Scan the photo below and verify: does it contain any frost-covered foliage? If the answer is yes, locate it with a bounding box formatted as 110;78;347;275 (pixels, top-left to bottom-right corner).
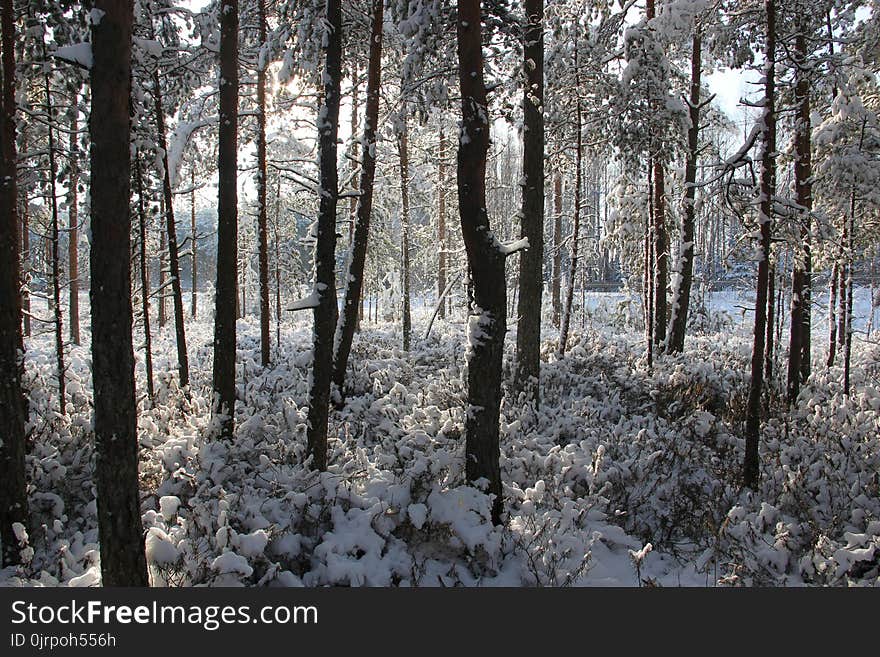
3;291;879;587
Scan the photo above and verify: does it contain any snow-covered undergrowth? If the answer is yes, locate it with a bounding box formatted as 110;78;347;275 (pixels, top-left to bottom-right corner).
2;292;879;587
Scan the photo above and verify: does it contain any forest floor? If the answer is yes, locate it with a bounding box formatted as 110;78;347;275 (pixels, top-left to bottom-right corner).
2;288;880;587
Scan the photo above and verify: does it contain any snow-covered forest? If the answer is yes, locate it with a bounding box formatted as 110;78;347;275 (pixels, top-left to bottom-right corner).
1;0;880;588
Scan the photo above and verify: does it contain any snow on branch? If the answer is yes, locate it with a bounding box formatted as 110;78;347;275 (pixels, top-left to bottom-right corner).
53;44;93;70
499;237;529;256
287;291;322;311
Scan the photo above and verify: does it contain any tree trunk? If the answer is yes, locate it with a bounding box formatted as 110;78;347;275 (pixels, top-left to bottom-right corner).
786;20;812;404
135;152;155;404
438;119;448;320
743;0;776;490
653;158;667;348
667;30;701;355
305;0;342;470
20;125;30;338
457;0;505;525
213;0;239;440
399;116;412;352
149;28;189;388
274;175;281;349
558;89;581;358
844;186;857;395
44;68;66;415
827;260;838;367
68;106;80;345
256;0;270;366
0;0;29;566
551;172;562;327
331;0;382;396
515;0;544;399
190;168;197;319
89;0;148;585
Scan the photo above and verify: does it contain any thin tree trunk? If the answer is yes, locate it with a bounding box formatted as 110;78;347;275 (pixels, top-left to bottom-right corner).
331;0;382;396
399;115;412;351
89;0;148;585
438;118;448;320
305;0;342;470
213;0;239;440
765;260;776;389
551;172;562;327
44;69;66;415
158;203;166;328
744;0;776;490
558;77;581;358
457;0;505;524
0;0;29;566
828;260;838;366
135;152;155;404
68;106;80;345
844;187;856;395
274;175;281;349
515;0;544;399
668;30;701;354
191;168;197;319
256;0;270;366
645;160;654;368
20;125;30;338
787;19;812;404
150;54;189;386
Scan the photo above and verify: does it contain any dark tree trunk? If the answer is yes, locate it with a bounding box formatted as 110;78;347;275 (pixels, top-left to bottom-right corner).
274;175;281;349
646;0;667;351
457;0;505;525
438;119;448;320
827;260;838;367
44;69;66;415
668;30;701;355
653;158;667;348
68;107;80;345
743;0;776;490
213;0;239;440
20;126;30;338
786;21;812;404
558;89;581;358
89;0;148;585
645;160;654;367
305;0;342;470
0;0;29;567
515;0;544;399
331;0;381;396
190;168;197;319
551;172;562;328
149;25;189;388
135;152;155;404
764;261;776;389
399;116;412;352
257;0;270;367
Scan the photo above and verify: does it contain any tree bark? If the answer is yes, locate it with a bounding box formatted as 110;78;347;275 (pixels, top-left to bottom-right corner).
149;22;189;388
743;0;776;490
135;152;155;404
257;0;270;366
0;0;29;566
399;116;412;352
457;0;505;525
190;168;197;319
306;0;342;470
668;30;701;355
68;106;80;345
551;172;562;328
438;119;448;320
786;20;812;404
20;125;29;338
331;0;382;396
558;86;581;358
213;0;239;440
89;0;148;585
515;0;544;400
44;68;66;415
827;260;838;367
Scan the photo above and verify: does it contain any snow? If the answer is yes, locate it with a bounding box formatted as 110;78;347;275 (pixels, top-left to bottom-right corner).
3;287;880;588
54;44;93;70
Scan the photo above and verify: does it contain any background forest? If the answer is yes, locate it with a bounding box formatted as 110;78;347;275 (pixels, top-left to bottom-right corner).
1;0;880;587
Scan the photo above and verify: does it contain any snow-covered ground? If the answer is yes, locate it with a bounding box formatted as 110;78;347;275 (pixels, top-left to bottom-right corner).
2;287;879;587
